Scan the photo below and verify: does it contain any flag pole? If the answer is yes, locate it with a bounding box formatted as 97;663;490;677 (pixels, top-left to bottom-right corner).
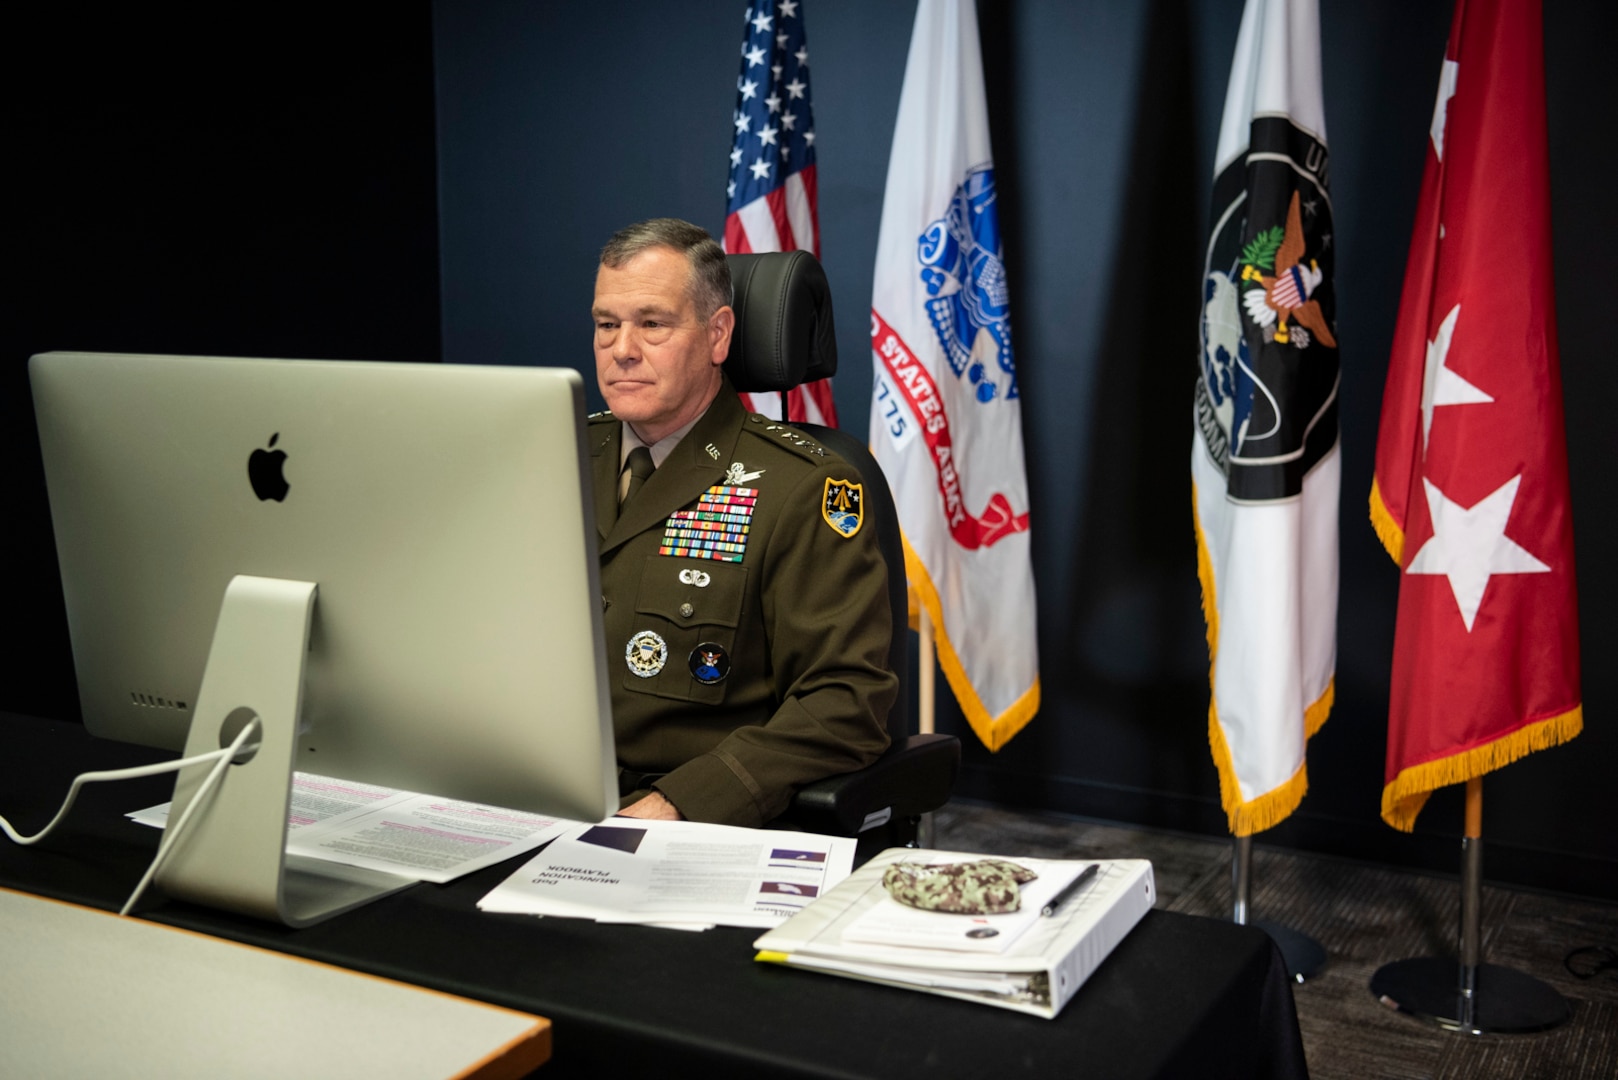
1369;776;1570;1033
1231;833;1325;982
917;606;935;737
915;606;936;848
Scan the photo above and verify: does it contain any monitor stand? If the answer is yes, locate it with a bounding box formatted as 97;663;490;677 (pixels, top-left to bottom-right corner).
154;575;416;927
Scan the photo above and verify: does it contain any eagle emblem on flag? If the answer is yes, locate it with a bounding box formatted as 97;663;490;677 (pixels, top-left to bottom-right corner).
1196;118;1339;502
917;165;1016;404
1239;190;1338;350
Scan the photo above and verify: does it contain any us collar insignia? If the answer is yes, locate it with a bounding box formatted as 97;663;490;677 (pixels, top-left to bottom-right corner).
822;478;863;538
724;461;765;485
659;485;757;562
625;630;667;678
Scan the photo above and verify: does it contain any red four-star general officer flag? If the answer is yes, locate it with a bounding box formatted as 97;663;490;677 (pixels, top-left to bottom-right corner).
722;0;837;427
1193;0;1339;836
1370;0;1581;832
869;0;1038;750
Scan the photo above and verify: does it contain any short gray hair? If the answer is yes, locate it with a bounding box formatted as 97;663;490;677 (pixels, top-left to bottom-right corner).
600;218;732;322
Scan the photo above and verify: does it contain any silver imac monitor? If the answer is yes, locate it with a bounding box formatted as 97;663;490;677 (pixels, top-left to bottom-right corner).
29;351;617;925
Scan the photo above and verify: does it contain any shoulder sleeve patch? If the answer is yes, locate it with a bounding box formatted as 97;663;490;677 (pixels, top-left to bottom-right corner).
822;478;864;538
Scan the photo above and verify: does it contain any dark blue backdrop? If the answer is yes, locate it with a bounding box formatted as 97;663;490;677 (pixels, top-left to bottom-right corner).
432;0;1616;896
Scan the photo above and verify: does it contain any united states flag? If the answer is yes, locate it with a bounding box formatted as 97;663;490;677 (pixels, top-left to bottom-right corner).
723;0;837;425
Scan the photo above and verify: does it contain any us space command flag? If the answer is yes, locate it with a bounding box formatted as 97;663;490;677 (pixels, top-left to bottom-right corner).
1371;0;1581;832
722;0;837;427
869;0;1038;751
1192;0;1339;836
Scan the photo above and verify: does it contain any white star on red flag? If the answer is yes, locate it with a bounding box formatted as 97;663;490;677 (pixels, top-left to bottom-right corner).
1405;475;1550;631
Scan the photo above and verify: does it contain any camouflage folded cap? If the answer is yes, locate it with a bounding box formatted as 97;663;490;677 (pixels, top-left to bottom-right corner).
881;859;1040;915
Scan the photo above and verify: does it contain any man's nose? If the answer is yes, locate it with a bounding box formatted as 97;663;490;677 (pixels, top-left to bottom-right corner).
612;327;641;362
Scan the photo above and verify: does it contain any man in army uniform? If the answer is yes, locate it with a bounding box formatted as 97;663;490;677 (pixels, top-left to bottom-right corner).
590;219;895;826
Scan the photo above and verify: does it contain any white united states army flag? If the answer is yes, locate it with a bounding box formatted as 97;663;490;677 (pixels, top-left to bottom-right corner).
1193;0;1339;835
868;0;1038;751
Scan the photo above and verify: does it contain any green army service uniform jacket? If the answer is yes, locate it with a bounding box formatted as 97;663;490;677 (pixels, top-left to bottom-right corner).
589;387;896;827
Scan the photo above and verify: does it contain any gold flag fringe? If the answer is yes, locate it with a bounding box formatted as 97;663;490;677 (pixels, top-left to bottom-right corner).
1192;483;1334;837
1381;704;1583;831
900;532;1041;753
1368;478;1405;566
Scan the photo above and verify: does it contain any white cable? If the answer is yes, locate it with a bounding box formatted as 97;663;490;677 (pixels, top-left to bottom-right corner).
1;746;240;845
120;720;262;916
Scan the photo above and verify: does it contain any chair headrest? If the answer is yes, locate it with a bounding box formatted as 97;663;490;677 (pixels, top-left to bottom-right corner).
723;251;838;392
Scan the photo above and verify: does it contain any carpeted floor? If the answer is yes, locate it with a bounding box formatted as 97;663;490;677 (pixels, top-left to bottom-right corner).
932;799;1618;1080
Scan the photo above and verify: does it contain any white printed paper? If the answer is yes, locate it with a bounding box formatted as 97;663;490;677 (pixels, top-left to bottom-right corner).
477;818;855;930
128;772;578;884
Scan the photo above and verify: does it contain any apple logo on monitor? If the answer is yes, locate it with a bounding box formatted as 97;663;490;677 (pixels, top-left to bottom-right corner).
248;433;290;502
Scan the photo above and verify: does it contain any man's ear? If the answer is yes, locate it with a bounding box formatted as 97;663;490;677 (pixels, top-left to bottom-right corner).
707;305;735;366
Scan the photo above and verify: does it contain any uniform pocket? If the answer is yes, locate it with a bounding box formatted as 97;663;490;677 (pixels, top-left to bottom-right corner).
621;556;749;704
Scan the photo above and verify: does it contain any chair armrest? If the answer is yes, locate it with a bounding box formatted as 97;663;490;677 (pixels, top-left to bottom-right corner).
777;734;961;837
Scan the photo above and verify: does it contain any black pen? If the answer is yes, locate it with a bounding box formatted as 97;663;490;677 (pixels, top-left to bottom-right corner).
1040;863;1100;917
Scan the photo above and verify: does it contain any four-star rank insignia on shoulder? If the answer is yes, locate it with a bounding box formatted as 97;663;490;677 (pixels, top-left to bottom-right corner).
822;478;863;538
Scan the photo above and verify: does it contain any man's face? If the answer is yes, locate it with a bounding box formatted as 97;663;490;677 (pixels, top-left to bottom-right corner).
593;246;733;444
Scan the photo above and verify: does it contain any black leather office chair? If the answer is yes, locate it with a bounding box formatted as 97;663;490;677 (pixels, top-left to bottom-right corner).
723;250;959;863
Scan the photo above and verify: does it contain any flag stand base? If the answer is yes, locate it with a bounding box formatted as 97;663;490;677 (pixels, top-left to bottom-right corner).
1370;957;1569;1034
1232;836;1326;982
1371;788;1569;1034
1253;919;1327;983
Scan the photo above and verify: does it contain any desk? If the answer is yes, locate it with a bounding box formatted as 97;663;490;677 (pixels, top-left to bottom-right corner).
0;887;550;1079
1;713;1309;1079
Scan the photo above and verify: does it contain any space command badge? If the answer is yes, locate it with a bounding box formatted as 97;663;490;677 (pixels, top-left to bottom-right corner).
822;479;863;538
689;642;731;685
625;630;667;678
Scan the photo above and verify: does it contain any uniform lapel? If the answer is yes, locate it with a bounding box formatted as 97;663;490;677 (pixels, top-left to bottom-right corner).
589;420;621;542
601;389;745;557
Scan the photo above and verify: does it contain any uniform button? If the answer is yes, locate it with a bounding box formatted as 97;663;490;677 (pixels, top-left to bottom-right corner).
679;603;695;618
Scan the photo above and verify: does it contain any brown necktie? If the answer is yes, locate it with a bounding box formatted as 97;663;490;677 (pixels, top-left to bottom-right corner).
621;446;655;506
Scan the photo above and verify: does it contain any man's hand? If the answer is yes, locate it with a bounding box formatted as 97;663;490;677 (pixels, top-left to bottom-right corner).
618;791;684;820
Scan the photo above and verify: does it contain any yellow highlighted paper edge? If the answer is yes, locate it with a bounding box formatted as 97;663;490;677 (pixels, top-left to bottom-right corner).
1192;482;1334;837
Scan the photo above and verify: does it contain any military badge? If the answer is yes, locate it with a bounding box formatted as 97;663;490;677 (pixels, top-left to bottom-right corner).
688;642;730;685
822;479;863;538
724;461;765;485
624;630;667;678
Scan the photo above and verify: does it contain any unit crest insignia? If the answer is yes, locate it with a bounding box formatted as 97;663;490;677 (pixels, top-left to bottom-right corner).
822;479;863;538
688;642;731;685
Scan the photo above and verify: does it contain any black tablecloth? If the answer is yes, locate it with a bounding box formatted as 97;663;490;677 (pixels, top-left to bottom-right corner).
1;713;1309;1079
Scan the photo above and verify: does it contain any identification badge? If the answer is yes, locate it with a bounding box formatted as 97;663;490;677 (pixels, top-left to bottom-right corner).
625;630;667;678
